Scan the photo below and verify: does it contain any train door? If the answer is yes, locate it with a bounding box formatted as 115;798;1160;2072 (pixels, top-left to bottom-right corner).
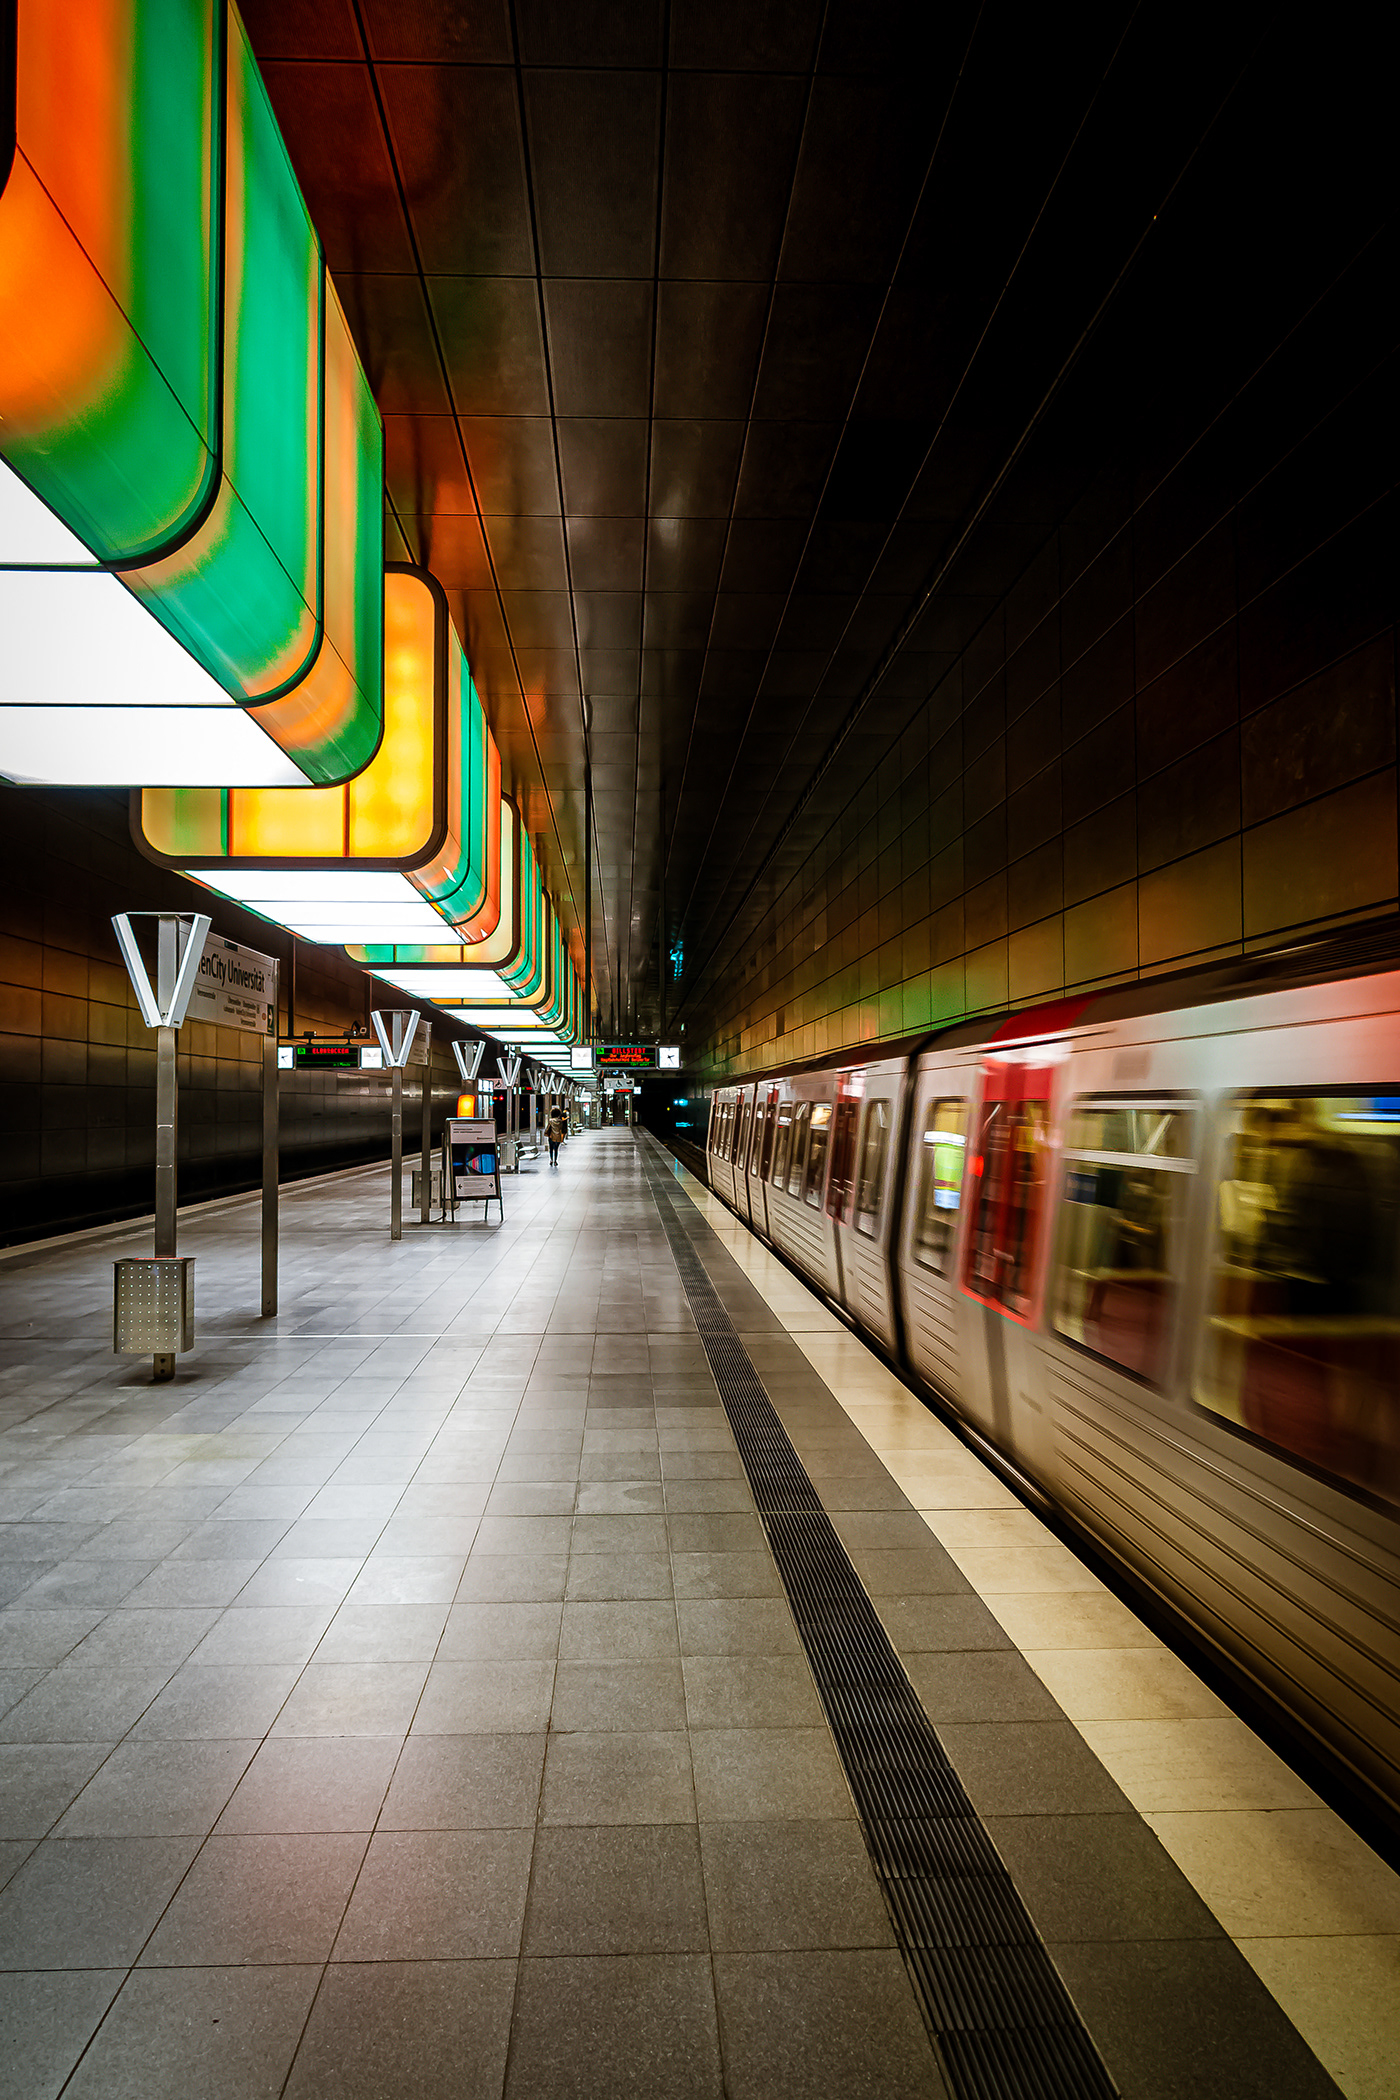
738;1087;759;1228
830;1071;902;1347
957;1050;1062;1472
897;1067;974;1401
823;1076;864;1306
750;1087;779;1238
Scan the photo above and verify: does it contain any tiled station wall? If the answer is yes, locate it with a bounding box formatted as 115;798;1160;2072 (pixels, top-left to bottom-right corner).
698;211;1398;1078
0;786;465;1244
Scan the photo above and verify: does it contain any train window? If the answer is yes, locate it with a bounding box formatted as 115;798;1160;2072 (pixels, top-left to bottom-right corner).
805;1102;832;1208
734;1100;751;1166
854;1100;891;1236
913;1098;968;1271
758;1098;777;1179
826;1098;860;1219
771;1105;793;1186
965;1096;1049;1317
787;1103;810;1194
751;1102;768;1176
1051;1099;1197;1384
1196;1094;1400;1508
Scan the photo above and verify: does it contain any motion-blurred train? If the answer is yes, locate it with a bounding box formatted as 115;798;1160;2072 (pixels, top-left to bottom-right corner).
703;927;1400;1834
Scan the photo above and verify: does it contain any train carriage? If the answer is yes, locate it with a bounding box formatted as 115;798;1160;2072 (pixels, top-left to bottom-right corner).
705;928;1400;1835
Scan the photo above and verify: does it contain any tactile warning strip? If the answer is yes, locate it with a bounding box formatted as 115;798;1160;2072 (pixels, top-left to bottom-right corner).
646;1166;1118;2100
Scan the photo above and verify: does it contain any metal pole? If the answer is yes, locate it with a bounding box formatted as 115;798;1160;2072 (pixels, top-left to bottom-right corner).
419;1022;433;1224
153;915;179;1381
261;1017;278;1318
659;778;666;1042
391;1062;403;1241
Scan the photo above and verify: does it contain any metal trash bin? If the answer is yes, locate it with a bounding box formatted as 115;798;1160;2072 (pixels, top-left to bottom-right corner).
114;1257;195;1355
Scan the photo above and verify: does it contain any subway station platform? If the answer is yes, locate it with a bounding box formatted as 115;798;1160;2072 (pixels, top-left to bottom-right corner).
0;1129;1396;2100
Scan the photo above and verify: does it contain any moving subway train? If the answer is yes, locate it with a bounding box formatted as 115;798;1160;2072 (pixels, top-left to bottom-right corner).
703;928;1400;1834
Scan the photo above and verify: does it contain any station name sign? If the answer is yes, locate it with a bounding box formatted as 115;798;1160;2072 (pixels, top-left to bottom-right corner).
189;933;278;1036
599;1044;656;1068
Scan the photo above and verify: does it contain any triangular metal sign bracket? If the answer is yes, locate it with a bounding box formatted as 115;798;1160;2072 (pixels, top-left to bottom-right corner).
112;912;211;1029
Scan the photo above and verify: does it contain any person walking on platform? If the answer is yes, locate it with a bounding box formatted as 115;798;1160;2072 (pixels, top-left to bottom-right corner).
547;1105;567;1167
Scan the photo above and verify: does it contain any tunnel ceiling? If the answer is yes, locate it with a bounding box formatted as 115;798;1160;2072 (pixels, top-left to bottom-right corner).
238;0;1301;1039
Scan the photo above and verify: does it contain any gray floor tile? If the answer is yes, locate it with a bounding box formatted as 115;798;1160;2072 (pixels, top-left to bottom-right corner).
129;1662;300;1740
701;1820;896;1951
986;1813;1226;1942
559;1600;679;1660
234;1556;363;1609
565;1551;674;1601
552;1659;688;1732
313;1602;449;1663
13;1561;156;1608
170;1518;292;1560
64;1607;221;1670
121;1561;262;1608
938;1721;1134;1817
346;1555;465;1604
0;1610;103;1667
670;1551;783;1599
334;1827;533;1960
506;1954;722;2100
187;1606;333;1668
868;1593;1010;1650
541;1731;695;1825
682;1655;823;1730
455;1554;569;1602
691;1729;853;1822
283;1959;517;2100
472;1515;574;1556
904;1648;1064;1723
0;1969;125;2100
574;1480;666;1514
667;1514;767;1554
578;1450;662;1482
1050;1937;1346;2100
570;1513;670;1555
712;1949;946;2099
271;1662;428;1739
55;1737;256;1838
484;1481;577;1516
141;1831;367;1965
60;1964;320;2100
676;1598;800;1657
524;1825;708;1954
0;1743;112;1840
659;1449;746;1480
663;1477;757;1514
379;1733;546;1829
218;1736;402;1833
0;1836;199;1967
0;1664;170;1744
438;1600;563;1660
0;1840;34;1891
412;1659;555;1734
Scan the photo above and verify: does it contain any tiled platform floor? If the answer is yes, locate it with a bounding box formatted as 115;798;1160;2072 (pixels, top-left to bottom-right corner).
0;1130;1389;2097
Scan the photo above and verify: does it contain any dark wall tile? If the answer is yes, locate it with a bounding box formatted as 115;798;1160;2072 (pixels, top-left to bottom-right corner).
1139;731;1242;872
1136;626;1239;778
1241;636;1396;825
1064;794;1137;905
1062;707;1135;826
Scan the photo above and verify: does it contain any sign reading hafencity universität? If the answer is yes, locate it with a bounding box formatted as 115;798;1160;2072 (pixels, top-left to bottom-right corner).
188;933;278;1036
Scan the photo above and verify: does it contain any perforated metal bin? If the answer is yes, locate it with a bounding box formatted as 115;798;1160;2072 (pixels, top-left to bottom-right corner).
114;1257;195;1355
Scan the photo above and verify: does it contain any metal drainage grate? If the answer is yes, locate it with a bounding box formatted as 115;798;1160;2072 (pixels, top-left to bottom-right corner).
646;1166;1117;2100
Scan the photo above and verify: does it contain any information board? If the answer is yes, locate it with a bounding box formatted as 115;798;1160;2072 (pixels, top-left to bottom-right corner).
599;1044;655;1069
444;1116;503;1220
189;932;277;1036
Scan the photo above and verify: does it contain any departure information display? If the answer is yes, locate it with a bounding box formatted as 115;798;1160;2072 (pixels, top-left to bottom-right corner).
599;1044;655;1068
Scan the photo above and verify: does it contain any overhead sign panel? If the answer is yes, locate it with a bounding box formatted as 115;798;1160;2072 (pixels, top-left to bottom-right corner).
600;1044;655;1069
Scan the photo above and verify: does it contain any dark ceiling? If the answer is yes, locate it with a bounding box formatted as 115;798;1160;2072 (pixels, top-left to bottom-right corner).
236;1;1365;1040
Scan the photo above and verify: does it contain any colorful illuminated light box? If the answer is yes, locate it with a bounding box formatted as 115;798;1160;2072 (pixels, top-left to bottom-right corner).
0;0;383;786
135;568;501;941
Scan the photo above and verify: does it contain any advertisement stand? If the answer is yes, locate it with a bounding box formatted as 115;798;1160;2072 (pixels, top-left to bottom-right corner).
442;1116;503;1223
